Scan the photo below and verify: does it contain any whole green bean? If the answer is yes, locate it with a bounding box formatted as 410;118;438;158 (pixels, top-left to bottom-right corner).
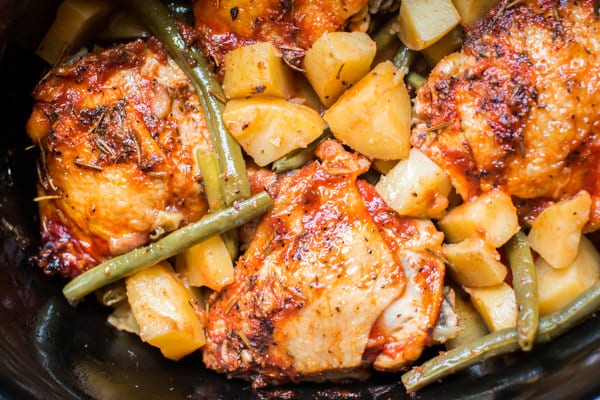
124;0;250;205
506;231;539;351
401;279;600;392
63;192;272;304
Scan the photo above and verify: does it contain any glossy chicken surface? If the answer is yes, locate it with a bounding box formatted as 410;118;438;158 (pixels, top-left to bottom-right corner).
411;0;600;229
192;0;369;67
203;140;445;386
26;39;212;277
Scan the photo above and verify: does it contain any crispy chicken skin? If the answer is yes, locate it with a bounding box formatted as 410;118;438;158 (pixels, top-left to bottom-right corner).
203;140;445;386
192;0;369;67
26;39;212;277
411;0;600;229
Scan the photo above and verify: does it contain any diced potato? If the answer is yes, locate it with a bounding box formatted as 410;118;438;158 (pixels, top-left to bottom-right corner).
464;282;517;332
443;238;507;287
536;236;600;316
323;61;411;160
175;235;234;291
223;42;294;99
527;191;591;269
223;97;326;166
126;262;205;360
422;26;464;66
452;0;500;26
398;0;461;50
439;189;519;247
303;31;376;107
375;148;451;218
36;0;114;64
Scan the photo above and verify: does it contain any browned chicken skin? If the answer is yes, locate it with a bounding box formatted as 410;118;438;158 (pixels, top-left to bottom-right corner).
203;140;445;386
26;39;212;277
193;0;369;67
411;0;600;229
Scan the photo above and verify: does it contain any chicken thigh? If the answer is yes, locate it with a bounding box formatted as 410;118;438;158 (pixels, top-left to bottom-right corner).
26;39;212;277
203;140;445;386
411;0;600;229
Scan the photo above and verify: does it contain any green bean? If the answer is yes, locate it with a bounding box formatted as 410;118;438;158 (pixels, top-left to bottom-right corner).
124;0;250;205
506;231;539;351
393;46;417;75
196;148;238;259
372;17;402;66
407;71;426;90
401;279;600;392
196;148;226;211
63;192;272;304
271;131;333;173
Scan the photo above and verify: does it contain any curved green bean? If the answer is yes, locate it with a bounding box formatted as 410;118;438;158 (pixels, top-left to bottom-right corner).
402;278;600;392
125;0;250;205
63;192;272;304
506;231;539;351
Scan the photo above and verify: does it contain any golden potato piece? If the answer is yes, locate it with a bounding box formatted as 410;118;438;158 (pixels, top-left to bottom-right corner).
443;238;507;288
223;42;294;99
527;191;591;269
536;236;600;316
223;97;326;166
465;282;517;332
126;262;205;360
303;31;376;107
398;0;460;50
439;189;519;247
324;61;411;160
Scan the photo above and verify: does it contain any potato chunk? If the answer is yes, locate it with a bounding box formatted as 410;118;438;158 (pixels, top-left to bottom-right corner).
398;0;460;50
323;61;411;160
439;190;519;247
175;235;234;291
464;282;517;332
303;31;376;107
36;0;114;64
443;238;507;287
452;0;500;26
223;97;326;166
527;191;591;269
223;42;294;99
375;148;451;219
126;262;205;360
536;236;600;316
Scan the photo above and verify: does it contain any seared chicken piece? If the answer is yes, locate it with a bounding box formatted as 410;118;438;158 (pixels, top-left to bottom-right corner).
411;0;600;229
26;39;212;277
193;0;369;68
203;140;445;386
